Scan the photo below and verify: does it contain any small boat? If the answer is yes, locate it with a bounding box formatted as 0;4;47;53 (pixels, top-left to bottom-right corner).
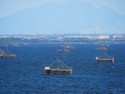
96;52;114;63
44;58;72;75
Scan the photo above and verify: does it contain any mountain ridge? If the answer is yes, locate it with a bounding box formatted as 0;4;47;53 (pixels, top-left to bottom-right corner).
0;2;125;34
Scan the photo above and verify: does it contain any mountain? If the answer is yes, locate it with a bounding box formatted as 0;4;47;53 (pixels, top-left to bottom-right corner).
0;2;125;34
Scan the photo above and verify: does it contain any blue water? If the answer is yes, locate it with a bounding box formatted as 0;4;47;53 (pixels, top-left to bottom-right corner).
0;42;125;94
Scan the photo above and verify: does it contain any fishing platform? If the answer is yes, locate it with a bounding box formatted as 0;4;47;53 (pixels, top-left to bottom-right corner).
96;47;107;51
96;52;114;63
57;45;74;53
0;49;16;59
44;58;72;75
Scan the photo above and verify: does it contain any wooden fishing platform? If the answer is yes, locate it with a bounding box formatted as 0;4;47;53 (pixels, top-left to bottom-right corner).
96;47;107;51
96;57;114;63
0;49;16;59
44;58;72;75
96;52;114;63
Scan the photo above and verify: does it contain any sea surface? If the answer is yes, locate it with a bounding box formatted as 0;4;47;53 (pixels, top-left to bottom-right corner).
0;42;125;94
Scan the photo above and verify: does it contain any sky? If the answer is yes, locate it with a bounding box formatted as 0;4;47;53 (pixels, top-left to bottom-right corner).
0;0;125;34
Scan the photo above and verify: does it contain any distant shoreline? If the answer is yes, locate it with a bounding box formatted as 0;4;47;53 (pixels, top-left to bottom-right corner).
0;35;125;45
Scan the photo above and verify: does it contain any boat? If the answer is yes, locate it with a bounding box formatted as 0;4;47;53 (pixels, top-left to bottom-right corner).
96;52;114;63
44;58;72;75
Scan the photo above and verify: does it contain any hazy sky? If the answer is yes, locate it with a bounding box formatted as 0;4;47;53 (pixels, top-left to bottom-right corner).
0;0;125;34
0;0;125;17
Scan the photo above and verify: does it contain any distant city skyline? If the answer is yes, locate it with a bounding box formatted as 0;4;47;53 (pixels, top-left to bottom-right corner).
0;0;125;35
